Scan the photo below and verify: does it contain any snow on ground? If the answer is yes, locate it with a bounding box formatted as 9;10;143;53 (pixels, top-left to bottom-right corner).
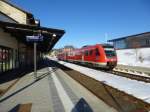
116;48;150;68
50;58;150;104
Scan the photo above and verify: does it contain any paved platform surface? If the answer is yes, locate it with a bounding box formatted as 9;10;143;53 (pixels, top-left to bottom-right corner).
0;66;117;112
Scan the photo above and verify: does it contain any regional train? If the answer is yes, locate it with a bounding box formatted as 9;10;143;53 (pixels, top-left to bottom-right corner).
57;44;117;70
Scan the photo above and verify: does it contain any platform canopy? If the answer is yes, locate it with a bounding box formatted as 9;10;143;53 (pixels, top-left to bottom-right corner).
0;21;65;52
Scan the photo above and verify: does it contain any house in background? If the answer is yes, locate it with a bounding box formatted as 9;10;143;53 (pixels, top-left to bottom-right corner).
63;45;75;52
108;32;150;49
49;45;75;58
108;32;150;67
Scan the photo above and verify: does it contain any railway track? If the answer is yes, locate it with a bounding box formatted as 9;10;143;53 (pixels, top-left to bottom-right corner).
70;62;150;83
50;58;150;83
103;68;150;83
72;62;150;83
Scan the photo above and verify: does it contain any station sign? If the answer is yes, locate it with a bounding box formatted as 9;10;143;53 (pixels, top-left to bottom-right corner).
26;35;44;80
26;35;43;42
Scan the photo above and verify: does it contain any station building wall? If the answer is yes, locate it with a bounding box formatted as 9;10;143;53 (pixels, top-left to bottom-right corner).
0;28;18;49
18;43;35;67
0;28;18;73
0;1;50;75
0;28;37;74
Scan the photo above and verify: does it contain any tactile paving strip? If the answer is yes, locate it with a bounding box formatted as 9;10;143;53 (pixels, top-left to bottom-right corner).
56;73;79;105
48;75;65;112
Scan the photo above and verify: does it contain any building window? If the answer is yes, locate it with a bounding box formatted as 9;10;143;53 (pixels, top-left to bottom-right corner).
84;50;89;56
146;39;150;45
0;48;2;73
0;46;14;74
114;39;126;49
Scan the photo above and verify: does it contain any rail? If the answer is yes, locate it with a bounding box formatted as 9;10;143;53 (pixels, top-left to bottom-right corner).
109;67;150;83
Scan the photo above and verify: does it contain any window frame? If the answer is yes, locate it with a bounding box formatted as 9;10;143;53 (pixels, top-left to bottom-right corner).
95;48;100;56
89;50;93;56
84;50;89;56
0;45;14;73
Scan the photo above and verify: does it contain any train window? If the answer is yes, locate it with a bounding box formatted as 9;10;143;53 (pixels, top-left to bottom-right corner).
84;50;89;56
90;50;93;55
105;50;116;57
84;51;86;56
95;48;100;56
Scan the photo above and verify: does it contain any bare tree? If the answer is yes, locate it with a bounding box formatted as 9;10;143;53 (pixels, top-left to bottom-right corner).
132;41;140;62
138;52;144;63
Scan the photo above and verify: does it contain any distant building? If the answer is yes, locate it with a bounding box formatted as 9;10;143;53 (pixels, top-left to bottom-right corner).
63;45;75;52
49;49;62;57
50;45;75;57
108;32;150;67
108;32;150;49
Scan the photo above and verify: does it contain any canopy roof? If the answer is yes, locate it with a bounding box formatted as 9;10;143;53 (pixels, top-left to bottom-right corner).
0;21;65;52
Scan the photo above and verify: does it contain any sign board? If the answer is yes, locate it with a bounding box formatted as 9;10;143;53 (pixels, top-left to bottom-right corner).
26;35;43;42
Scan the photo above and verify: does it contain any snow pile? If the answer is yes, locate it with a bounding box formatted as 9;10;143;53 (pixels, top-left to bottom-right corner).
116;48;150;68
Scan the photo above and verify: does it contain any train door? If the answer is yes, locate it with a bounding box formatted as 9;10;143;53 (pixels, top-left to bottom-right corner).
89;49;94;62
64;52;67;61
81;51;84;64
94;48;100;62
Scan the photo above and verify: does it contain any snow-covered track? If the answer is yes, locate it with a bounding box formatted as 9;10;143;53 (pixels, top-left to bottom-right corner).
101;69;150;83
111;68;150;83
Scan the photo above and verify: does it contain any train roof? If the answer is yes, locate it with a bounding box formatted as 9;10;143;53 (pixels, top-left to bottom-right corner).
101;43;114;48
81;43;114;49
59;44;115;53
108;32;150;42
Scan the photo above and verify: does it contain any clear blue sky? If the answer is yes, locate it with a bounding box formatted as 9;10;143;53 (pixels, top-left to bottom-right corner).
11;0;150;48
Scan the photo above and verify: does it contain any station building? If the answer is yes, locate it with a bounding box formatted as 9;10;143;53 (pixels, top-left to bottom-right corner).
0;0;65;74
108;32;150;49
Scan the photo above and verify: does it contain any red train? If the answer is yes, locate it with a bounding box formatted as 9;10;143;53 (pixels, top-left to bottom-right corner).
57;44;117;70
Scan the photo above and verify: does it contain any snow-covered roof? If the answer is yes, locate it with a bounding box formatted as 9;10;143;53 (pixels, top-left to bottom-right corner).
108;32;150;42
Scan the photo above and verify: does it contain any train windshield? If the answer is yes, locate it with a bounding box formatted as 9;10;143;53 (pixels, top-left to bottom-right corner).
104;48;116;57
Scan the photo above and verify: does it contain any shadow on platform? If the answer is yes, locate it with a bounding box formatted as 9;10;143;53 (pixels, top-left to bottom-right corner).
0;67;57;103
0;59;53;84
72;98;93;112
8;104;20;112
8;103;32;112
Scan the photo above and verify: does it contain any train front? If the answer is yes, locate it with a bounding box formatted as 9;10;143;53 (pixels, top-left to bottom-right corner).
103;45;117;69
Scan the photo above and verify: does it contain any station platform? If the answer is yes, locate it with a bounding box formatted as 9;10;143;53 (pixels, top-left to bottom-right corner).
0;64;117;112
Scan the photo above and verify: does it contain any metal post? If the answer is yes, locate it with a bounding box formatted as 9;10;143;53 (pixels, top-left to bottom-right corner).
34;42;37;79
